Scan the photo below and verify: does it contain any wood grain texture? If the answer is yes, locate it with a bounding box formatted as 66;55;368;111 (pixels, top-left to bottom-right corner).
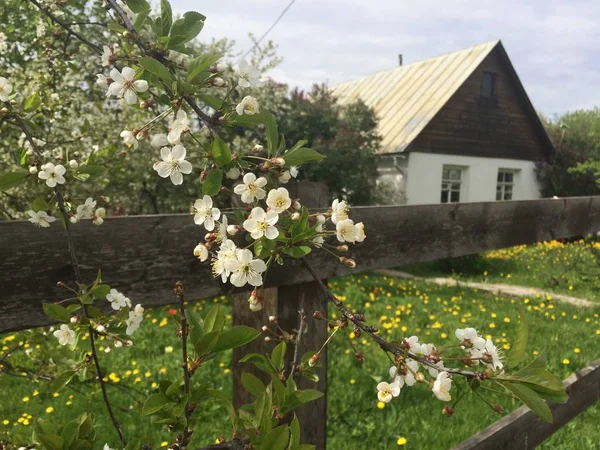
232;181;329;449
2;196;600;332
453;359;600;450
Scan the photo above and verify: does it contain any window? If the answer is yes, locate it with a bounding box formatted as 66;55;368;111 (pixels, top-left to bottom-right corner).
496;170;516;201
481;72;496;98
441;166;463;203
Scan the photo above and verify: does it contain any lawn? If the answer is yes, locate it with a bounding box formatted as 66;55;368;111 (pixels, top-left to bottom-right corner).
401;238;600;302
1;246;599;449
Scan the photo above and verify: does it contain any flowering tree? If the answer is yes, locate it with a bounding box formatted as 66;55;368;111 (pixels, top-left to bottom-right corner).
0;1;569;449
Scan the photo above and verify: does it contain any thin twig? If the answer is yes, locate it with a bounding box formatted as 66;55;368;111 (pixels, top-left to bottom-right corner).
176;281;192;448
5;100;127;445
300;258;482;379
288;309;305;379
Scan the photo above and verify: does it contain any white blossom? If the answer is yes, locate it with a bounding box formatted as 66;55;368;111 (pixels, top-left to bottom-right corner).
472;339;504;371
331;199;349;224
216;61;228;72
29;166;38;175
376;381;400;403
234;58;261;88
427;361;446;378
336;219;357;243
126;304;144;335
355;222;366;242
151;133;170;148
93;207;106;226
278;171;291;184
96;74;108;89
106;67;148;105
38;163;66;187
455;327;486;351
235;96;259;115
432;372;452;402
193;195;220;230
154;145;192;185
390;359;420;388
101;45;113;67
193;243;209;262
211;240;237;282
76;197;96;220
27;210;56;228
226;167;241;180
403;335;422;354
0;77;13;102
120;130;139;149
266;187;291;214
168;109;190;144
215;215;229;242
290;166;299;178
226;249;267;287
243;207;279;240
106;288;131;311
0;32;7;53
313;223;324;247
69;160;79;169
316;214;326;224
233;172;267;203
53;324;76;346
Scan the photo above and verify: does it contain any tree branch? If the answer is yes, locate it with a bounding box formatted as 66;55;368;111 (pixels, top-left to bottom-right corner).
175;281;192;448
288;309;305;379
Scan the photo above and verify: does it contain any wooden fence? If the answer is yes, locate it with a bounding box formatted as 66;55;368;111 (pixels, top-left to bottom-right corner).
1;193;600;448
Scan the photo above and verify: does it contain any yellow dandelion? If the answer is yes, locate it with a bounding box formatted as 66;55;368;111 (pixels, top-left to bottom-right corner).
22;396;30;402
397;437;408;446
46;407;54;414
574;348;581;354
562;358;570;365
377;401;386;409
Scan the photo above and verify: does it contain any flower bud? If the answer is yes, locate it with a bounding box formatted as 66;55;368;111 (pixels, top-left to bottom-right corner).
114;340;123;348
216;61;228;72
492;404;503;413
226;167;240;180
339;257;356;268
264;336;272;342
355;352;365;363
336;245;349;252
442;406;454;417
251;144;264;153
70;216;79;224
309;353;320;367
126;340;133;347
262;326;268;332
352;326;361;338
248;289;263;311
205;232;216;242
415;372;426;382
227;225;239;236
213;77;225;87
104;346;111;353
96;324;105;333
316;214;326;224
270;157;285;167
29;166;38;175
69;159;79;169
292;200;301;211
291;212;301;221
313;311;324;320
269;315;277;323
70;316;78;324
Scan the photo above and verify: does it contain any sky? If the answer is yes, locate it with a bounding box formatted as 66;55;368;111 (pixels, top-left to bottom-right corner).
171;0;600;117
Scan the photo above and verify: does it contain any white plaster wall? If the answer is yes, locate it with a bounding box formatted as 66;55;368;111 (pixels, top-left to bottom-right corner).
404;152;541;205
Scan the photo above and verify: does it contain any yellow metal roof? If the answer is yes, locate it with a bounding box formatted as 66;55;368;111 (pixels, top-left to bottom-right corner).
331;41;500;154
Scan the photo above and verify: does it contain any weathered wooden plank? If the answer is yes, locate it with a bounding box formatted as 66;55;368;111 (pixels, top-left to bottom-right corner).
232;182;329;449
2;196;600;332
453;358;600;450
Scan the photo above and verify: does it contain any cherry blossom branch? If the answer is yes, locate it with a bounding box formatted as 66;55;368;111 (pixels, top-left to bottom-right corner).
27;0;102;54
3;101;127;445
300;258;482;379
288;309;306;380
175;281;192;448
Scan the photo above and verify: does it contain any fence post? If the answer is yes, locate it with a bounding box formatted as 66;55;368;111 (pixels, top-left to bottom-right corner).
232;181;329;449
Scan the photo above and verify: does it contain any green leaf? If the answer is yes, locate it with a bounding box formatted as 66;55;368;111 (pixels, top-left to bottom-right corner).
142;392;171;415
283;147;326;167
197;93;223;110
240;353;276;374
261;425;290;450
91;284;110;300
77;165;105;177
265;111;278;155
60;419;80;448
159;0;173;36
51;370;77;392
139;57;174;82
203;305;224;333
31;196;49;211
506;310;528;368
188;54;221;82
0;171;28;191
24;92;42;112
230;111;267;127
43;303;71;322
284;246;312;259
212;326;261;353
203;169;223;196
241;372;266;398
271;341;287;371
502;382;553;423
204;389;236;424
295;389;324;405
108;23;127;34
35;418;56;436
194;330;220;355
169;11;206;47
212;137;232;166
36;434;64;450
124;0;151;13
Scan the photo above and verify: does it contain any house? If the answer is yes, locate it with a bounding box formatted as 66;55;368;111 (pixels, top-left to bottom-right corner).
330;40;555;205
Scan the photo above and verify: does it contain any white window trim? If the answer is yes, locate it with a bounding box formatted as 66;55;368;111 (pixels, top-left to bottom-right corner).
441;165;467;204
496;169;519;201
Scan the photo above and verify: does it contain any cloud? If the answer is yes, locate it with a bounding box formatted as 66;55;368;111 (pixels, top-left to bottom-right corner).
171;0;600;115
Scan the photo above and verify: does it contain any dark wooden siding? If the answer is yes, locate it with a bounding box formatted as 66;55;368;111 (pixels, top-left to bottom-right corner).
406;47;551;161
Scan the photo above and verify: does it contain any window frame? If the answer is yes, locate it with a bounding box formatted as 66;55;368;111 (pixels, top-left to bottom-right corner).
496;169;517;201
481;71;496;98
441;165;465;204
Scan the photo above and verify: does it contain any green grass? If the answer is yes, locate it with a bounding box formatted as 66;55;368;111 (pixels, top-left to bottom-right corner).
401;238;600;302
1;269;599;449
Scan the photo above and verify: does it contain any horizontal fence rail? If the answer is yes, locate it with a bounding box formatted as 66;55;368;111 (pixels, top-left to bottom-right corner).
1;196;600;333
454;358;600;450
